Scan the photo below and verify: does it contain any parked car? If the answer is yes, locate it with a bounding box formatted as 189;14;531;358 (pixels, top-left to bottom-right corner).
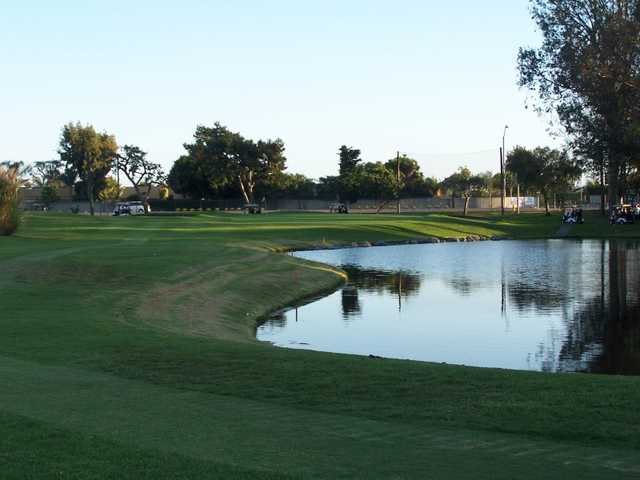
113;201;147;216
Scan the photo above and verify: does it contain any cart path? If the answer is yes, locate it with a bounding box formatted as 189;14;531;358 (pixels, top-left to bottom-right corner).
1;355;639;479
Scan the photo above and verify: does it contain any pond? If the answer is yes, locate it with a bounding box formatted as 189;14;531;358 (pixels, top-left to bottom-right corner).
257;240;640;374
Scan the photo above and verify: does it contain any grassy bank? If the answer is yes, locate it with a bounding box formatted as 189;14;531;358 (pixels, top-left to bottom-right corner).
2;211;640;478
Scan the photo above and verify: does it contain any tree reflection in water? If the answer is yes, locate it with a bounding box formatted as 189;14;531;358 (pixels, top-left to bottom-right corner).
259;240;640;375
556;240;640;374
340;265;422;320
504;240;640;374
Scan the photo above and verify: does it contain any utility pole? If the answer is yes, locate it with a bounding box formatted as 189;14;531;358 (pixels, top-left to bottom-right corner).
501;125;509;215
516;176;520;214
396;151;401;215
500;147;505;216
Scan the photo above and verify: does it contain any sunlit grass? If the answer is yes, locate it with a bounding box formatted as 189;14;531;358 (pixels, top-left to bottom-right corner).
1;211;640;478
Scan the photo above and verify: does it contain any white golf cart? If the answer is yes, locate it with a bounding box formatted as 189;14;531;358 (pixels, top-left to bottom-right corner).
112;201;147;216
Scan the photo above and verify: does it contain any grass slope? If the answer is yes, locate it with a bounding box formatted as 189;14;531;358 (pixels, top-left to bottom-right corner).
2;211;640;478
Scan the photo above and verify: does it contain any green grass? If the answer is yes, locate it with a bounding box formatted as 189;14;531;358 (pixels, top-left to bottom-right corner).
2;211;640;478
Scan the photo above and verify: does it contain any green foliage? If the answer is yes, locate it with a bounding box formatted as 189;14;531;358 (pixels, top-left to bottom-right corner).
338;145;362;176
263;172;316;199
350;162;401;211
117;145;165;205
518;1;640;207
39;185;59;207
441;167;486;215
0;165;20;235
507;146;582;214
58;122;118;215
98;177;122;202
169;123;287;204
384;155;436;197
31;160;64;187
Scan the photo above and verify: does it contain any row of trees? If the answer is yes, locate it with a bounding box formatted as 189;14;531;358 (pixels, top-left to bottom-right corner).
11;121;582;219
17;123;167;215
166;123;584;215
519;0;640;212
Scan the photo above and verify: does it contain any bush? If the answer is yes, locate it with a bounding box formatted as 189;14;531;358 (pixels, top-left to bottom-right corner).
0;166;21;235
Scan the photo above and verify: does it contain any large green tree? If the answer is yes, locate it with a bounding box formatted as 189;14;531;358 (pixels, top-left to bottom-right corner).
169;123;287;204
518;0;640;210
383;155;431;197
507;146;582;214
338;146;362;176
354;162;401;213
58;123;118;215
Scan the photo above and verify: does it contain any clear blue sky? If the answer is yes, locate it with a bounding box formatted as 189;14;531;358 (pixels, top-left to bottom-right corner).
1;0;560;180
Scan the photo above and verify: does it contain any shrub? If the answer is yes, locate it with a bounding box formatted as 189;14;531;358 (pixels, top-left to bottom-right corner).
0;165;21;235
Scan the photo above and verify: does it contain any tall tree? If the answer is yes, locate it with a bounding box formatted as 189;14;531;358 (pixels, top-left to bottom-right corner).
384;155;426;197
58;123;118;215
441;167;483;216
338;146;362;176
117;144;166;212
355;162;401;213
171;123;287;203
518;0;640;210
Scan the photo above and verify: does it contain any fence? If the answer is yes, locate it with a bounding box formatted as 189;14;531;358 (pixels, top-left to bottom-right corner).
29;195;599;214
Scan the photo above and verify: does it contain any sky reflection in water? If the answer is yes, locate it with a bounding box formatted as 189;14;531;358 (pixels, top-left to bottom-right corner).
257;240;640;374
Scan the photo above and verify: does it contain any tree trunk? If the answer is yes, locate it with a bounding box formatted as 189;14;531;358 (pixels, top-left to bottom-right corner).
238;171;254;205
607;152;619;213
451;194;455;209
86;174;95;216
239;177;251;205
543;194;550;216
600;164;606;216
463;196;470;216
376;199;392;214
143;185;152;214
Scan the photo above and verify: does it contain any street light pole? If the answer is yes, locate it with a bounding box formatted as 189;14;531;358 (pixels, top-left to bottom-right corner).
396;151;401;215
500;148;504;216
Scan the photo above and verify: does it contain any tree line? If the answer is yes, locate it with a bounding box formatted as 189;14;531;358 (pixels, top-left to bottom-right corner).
4;119;583;218
165;122;580;216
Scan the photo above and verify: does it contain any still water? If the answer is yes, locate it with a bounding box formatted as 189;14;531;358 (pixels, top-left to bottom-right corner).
257;240;640;374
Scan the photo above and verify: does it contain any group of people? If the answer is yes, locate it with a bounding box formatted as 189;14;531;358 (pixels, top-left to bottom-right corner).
561;207;585;224
609;204;639;224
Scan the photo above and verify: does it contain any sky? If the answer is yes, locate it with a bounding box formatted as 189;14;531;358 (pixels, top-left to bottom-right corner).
1;0;562;180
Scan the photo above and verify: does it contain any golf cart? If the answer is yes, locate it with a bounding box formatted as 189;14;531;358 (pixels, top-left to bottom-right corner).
244;204;262;214
329;203;349;214
113;201;146;216
561;207;584;224
610;205;635;225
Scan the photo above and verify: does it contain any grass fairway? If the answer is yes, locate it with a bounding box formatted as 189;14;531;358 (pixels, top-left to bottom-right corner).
2;211;640;478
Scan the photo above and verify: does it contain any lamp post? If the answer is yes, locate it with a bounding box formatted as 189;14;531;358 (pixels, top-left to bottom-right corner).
501;125;509;216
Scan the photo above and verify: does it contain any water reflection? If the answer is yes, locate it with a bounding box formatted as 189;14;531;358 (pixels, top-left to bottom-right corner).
257;240;640;375
340;266;422;318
